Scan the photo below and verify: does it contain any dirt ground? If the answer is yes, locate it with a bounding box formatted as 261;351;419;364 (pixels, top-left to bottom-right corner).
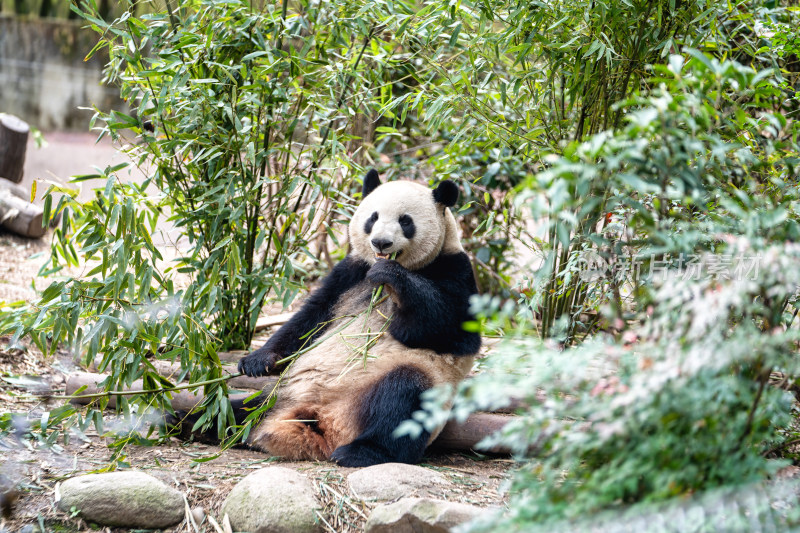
0;133;513;532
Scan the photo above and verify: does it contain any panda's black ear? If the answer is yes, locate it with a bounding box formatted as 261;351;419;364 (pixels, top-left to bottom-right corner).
433;180;458;208
363;169;381;198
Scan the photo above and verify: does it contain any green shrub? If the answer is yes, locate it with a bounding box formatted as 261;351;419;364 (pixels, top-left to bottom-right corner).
388;0;790;340
79;0;391;350
405;52;800;530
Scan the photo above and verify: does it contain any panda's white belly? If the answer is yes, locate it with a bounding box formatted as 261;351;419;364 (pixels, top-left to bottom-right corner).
280;281;474;405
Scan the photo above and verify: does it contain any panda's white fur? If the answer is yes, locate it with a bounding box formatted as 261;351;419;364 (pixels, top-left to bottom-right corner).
349;180;464;270
236;172;481;466
248;305;475;460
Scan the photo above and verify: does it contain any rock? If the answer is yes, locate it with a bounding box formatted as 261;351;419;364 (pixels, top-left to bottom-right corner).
57;471;184;529
221;466;320;533
347;463;449;501
191;506;206;525
365;497;489;533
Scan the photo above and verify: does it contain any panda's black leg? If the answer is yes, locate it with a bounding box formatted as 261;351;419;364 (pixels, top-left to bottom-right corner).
166;394;267;444
330;365;431;467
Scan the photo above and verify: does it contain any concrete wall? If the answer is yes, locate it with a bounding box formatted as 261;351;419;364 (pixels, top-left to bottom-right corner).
0;16;125;131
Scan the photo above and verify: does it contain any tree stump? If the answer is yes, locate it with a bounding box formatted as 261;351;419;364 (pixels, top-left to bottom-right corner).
0;114;29;184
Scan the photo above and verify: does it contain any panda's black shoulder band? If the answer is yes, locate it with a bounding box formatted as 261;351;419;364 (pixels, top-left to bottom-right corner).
251;255;370;360
383;251;481;356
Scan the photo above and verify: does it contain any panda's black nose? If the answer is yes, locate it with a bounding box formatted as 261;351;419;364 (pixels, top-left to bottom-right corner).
371;238;393;252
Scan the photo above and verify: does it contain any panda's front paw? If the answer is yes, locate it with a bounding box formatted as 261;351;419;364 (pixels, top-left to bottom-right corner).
164;410;222;444
238;349;281;377
164;410;194;439
366;259;404;287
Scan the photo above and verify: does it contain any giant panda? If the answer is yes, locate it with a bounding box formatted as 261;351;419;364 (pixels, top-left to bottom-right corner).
234;169;481;467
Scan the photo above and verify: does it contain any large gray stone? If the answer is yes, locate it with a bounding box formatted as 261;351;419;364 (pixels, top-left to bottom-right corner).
365;497;488;533
347;463;448;501
58;471;184;528
221;466;320;533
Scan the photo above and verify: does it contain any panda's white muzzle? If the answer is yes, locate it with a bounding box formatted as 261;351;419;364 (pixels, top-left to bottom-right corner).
369;221;406;259
371;237;394;259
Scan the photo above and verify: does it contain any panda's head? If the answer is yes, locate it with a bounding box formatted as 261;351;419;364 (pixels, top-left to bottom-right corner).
349;169;463;270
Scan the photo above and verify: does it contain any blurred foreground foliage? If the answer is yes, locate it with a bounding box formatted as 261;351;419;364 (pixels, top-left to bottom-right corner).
404;2;800;530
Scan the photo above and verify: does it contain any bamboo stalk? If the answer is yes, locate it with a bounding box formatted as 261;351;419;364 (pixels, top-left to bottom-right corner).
148;359;271;390
66;370;516;454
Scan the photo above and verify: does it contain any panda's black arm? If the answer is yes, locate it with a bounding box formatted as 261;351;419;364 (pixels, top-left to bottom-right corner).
366;252;481;356
238;255;370;376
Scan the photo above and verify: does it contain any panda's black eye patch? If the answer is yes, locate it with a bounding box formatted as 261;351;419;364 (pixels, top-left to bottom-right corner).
399;214;416;239
364;212;378;234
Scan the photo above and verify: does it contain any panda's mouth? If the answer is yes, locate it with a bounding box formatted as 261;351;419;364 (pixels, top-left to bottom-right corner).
374;250;402;260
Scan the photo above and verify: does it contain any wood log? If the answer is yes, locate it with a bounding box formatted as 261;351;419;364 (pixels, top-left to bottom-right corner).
148;359;278;391
66;371;281;411
0;177;64;230
68;368;278;400
66;371;206;412
254;312;294;333
0;177;29;201
86;357;276;390
217;350;248;364
79;313;293;371
67;373;279;418
0;114;29;184
432;412;513;454
83;315;294;369
144;359;526;416
65;371;515;454
0;179;45;238
489;396;529;414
